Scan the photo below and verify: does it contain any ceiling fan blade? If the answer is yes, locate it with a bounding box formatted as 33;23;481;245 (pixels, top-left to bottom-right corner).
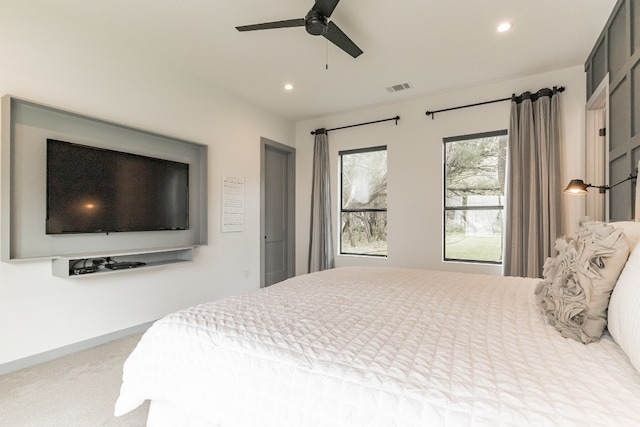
324;21;363;58
236;18;305;32
311;0;340;18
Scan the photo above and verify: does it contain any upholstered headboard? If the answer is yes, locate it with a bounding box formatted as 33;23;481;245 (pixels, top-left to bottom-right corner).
614;221;640;251
614;173;640;250
607;176;640;375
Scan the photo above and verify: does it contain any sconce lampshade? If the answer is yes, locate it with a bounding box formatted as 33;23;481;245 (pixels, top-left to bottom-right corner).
564;179;589;195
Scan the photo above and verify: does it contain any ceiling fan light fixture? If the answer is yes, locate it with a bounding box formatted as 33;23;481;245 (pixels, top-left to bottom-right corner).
305;11;328;36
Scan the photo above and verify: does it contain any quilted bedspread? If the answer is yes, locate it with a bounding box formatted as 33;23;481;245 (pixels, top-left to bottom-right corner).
115;267;640;426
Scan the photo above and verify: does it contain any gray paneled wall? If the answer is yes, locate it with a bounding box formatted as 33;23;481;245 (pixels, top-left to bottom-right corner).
585;0;640;220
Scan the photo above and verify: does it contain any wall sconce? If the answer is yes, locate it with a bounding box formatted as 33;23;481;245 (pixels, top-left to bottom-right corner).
564;174;637;194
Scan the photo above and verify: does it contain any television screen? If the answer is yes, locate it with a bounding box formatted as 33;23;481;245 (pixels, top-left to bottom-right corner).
46;139;189;234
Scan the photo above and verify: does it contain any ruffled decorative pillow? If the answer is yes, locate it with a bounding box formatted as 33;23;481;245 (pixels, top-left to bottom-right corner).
535;220;630;344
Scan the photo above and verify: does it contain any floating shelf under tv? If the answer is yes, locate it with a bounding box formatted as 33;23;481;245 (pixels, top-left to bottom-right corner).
52;246;196;278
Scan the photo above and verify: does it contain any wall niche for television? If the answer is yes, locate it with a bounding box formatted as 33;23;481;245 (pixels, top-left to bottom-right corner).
1;95;208;261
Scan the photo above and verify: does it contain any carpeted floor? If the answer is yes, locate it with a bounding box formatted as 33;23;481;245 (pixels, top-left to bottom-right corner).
0;333;149;426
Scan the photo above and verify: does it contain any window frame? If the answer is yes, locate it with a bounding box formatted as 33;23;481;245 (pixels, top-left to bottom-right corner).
442;130;507;265
339;145;388;258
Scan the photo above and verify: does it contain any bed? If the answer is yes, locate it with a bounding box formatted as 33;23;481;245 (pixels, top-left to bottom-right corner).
114;221;640;426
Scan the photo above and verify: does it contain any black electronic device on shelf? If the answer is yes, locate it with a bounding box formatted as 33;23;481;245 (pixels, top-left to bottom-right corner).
70;258;101;275
71;265;99;275
105;261;146;270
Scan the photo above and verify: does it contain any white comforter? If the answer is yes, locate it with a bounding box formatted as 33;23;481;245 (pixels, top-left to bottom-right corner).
115;267;640;426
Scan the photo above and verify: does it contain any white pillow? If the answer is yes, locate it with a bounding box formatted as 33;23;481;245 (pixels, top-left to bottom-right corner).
608;243;640;373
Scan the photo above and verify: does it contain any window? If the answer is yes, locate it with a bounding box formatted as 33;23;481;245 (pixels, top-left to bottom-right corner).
443;130;507;264
340;146;387;257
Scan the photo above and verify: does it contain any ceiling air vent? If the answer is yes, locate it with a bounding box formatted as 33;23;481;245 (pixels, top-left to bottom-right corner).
386;83;412;93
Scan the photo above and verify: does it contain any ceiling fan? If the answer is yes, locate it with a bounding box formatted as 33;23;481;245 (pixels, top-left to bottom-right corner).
235;0;363;58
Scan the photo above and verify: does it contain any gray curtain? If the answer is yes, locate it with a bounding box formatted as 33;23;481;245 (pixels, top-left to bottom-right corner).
308;131;335;273
504;88;562;278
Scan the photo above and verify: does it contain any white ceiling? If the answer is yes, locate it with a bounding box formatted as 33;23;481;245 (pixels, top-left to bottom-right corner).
4;0;618;121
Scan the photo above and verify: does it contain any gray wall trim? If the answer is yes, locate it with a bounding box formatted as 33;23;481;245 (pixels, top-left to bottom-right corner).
0;321;153;376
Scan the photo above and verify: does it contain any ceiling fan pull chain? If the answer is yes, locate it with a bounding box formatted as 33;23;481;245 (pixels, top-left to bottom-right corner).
326;38;329;70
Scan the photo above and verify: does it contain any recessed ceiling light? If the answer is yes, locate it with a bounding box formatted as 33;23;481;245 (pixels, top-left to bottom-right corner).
497;22;512;33
284;83;294;91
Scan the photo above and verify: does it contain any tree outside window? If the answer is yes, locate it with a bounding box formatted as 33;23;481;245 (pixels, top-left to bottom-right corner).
340;146;387;257
443;131;507;263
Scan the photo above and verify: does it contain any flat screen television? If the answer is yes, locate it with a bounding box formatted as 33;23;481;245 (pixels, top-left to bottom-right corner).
46;139;189;234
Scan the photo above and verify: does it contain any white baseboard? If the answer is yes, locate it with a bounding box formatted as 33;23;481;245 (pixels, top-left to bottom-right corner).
0;322;154;376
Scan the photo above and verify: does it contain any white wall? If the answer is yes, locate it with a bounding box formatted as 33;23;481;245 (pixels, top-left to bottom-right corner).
0;4;294;365
0;3;589;367
295;66;587;277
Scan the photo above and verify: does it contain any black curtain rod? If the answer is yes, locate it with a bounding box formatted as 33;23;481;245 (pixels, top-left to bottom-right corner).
425;86;565;119
311;115;400;135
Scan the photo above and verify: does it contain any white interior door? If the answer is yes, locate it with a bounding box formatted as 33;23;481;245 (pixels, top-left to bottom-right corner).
585;108;607;221
585;76;609;221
